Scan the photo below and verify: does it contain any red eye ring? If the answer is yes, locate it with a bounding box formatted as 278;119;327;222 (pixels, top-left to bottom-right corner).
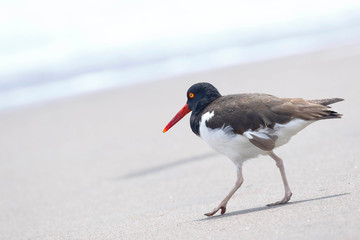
189;92;194;98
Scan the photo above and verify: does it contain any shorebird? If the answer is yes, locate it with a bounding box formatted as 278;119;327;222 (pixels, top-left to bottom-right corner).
163;82;343;216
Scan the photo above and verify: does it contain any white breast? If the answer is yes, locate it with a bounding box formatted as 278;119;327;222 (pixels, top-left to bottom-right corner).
199;111;313;166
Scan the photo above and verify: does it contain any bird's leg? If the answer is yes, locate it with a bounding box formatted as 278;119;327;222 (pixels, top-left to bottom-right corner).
205;166;244;216
267;151;293;206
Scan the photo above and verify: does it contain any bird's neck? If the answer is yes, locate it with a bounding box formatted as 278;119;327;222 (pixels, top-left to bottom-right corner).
190;111;202;136
190;95;220;136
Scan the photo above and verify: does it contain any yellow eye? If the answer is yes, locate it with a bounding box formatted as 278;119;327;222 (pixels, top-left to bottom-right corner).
188;92;194;98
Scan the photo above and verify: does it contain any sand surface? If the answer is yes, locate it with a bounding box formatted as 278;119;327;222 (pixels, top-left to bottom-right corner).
0;44;359;239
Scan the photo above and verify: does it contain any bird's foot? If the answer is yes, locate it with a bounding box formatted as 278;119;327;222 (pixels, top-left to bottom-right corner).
204;202;227;217
266;192;292;207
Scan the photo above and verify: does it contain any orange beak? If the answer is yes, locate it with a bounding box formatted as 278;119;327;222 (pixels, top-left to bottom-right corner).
163;104;191;133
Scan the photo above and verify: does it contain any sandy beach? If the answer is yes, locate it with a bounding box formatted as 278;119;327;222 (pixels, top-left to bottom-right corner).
0;43;359;239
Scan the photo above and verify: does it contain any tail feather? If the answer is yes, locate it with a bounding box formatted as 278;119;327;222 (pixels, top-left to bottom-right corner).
309;98;344;106
322;110;343;119
308;98;344;120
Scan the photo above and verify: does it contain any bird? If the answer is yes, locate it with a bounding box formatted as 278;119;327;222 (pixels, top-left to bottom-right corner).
163;82;343;217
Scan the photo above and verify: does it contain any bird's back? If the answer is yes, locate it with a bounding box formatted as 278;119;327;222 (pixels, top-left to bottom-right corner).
202;93;343;135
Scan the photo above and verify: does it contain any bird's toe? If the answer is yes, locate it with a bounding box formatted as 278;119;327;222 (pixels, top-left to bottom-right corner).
204;205;227;217
204;208;219;217
267;192;292;207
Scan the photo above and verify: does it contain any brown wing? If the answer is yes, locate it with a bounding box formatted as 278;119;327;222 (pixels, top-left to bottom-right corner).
272;98;343;120
203;94;342;135
204;94;291;134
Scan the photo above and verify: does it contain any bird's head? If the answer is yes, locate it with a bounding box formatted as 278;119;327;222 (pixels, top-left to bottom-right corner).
163;82;221;133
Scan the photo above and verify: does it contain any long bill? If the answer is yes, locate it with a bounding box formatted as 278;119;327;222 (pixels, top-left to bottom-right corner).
163;104;191;133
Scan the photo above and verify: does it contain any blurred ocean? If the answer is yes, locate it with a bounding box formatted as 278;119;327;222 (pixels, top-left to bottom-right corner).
1;0;360;110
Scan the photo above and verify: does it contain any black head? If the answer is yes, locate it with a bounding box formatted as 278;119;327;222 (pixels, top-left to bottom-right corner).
163;82;221;134
186;82;221;113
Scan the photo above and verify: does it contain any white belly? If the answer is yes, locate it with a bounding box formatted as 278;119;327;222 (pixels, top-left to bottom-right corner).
199;111;313;165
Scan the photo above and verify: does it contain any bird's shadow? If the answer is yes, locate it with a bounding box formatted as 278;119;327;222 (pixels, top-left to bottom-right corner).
119;152;218;179
196;192;350;221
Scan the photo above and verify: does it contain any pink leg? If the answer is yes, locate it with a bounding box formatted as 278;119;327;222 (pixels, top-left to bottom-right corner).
267;151;293;206
205;166;244;216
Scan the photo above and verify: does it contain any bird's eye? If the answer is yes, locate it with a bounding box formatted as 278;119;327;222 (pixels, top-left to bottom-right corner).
189;92;194;99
